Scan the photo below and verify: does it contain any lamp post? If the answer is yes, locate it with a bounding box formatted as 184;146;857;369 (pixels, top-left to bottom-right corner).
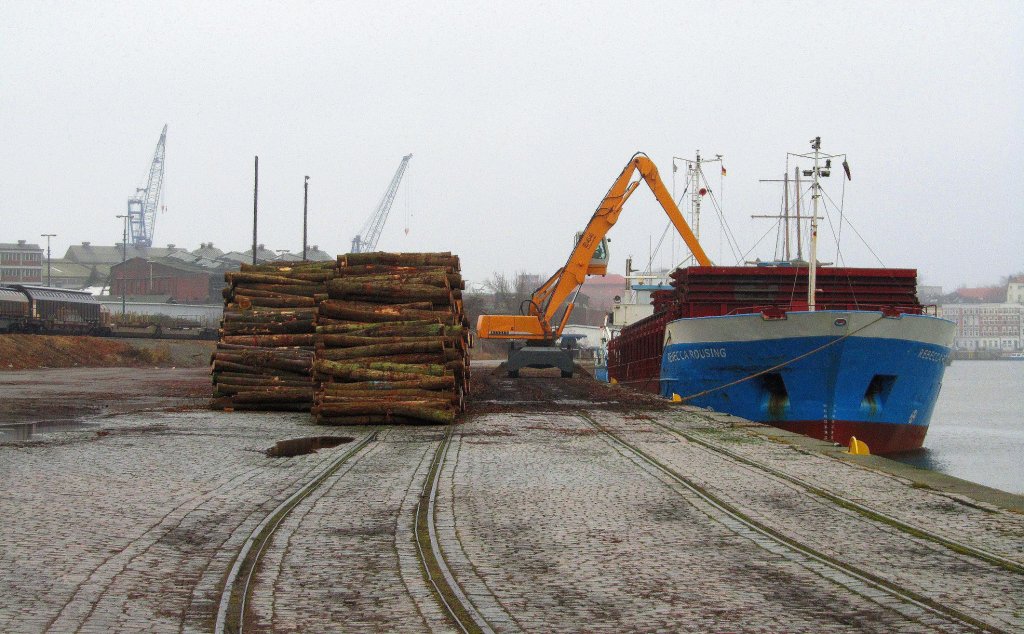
302;175;309;261
116;214;128;315
40;233;56;287
252;156;259;265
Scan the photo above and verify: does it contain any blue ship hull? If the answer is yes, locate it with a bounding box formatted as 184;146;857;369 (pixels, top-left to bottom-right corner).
660;310;955;453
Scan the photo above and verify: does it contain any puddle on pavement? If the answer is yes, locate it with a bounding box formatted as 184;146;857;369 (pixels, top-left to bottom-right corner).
0;421;97;441
266;435;354;458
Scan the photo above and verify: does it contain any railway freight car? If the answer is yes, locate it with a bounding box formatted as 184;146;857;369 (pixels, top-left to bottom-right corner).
0;285;109;335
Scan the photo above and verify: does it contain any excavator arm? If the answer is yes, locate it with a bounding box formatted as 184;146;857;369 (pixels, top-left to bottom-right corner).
478;153;711;343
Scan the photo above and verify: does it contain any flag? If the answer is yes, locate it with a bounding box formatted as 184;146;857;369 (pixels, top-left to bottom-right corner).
721;165;727;176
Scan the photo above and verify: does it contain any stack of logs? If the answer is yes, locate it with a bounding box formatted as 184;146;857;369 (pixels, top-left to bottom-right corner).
211;252;470;425
211;261;335;411
312;252;470;425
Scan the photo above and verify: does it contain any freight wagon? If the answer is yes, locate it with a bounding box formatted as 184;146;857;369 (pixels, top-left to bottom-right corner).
0;285;110;335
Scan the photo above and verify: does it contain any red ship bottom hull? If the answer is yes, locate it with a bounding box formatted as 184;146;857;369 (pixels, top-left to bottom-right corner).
773;419;928;454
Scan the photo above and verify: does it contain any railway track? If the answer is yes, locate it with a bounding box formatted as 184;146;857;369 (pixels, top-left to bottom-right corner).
210;370;1015;634
656;416;1024;576
214;431;376;634
577;411;1003;634
215;423;500;634
414;425;496;634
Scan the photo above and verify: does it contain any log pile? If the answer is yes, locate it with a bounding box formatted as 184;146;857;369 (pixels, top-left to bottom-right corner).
211;261;336;411
211;253;470;425
312;252;471;425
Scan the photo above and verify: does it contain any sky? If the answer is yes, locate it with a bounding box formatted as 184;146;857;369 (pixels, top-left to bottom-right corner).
1;1;1021;292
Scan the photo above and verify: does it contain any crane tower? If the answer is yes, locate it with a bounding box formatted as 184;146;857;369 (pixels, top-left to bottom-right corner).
127;125;168;247
351;153;413;253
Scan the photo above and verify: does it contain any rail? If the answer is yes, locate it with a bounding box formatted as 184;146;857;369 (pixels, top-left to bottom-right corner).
214;432;376;634
414;425;495;634
576;411;998;633
656;417;1024;575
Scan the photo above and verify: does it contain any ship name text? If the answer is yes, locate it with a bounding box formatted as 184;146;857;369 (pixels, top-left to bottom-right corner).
667;348;728;362
917;348;949;363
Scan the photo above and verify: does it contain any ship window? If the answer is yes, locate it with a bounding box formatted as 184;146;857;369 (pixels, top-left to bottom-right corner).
759;372;789;418
862;374;897;411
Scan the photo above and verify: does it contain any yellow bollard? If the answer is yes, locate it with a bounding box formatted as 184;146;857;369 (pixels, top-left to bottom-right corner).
848;436;870;455
610;377;618;385
671;393;682;403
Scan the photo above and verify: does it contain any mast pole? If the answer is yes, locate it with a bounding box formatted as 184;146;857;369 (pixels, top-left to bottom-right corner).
794;167;803;260
252;156;259;265
691;150;702;242
808;137;821;312
783;171;790;261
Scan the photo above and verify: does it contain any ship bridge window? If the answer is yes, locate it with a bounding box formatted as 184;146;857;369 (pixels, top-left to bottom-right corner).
862;374;897;413
759;372;789;419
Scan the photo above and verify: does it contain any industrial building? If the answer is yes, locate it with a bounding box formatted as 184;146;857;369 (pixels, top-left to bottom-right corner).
110;257;224;304
0;240;43;284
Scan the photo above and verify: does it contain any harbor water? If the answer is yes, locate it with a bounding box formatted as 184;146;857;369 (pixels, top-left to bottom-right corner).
891;360;1024;494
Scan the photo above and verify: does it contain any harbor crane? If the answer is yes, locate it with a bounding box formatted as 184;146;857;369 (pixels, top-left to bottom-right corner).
126;125;168;247
350;154;413;253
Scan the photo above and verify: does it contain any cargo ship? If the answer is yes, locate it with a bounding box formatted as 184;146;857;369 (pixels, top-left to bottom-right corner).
608;139;955;453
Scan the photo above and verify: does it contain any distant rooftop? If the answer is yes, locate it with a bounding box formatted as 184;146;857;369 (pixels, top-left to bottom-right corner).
0;240;42;251
952;286;1006;303
193;242;224;259
61;241;337;266
112;256;220;276
64;242;190;265
305;245;334;262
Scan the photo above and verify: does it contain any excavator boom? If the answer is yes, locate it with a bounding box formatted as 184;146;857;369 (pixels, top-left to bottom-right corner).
478;153;709;341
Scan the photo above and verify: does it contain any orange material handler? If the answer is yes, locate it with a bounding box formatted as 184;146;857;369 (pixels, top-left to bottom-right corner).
477;152;711;377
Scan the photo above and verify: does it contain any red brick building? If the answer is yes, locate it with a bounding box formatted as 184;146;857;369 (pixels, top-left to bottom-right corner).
110;257;216;303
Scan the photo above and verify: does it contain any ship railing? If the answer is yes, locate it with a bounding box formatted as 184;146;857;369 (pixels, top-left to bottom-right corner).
724;304;930;318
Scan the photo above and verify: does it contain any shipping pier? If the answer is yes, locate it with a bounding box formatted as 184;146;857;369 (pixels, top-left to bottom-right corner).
1;364;1022;633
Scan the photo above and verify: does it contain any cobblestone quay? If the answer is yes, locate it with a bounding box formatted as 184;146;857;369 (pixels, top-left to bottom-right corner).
1;365;1022;632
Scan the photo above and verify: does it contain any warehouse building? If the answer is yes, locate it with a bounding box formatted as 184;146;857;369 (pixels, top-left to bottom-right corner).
110;257;226;304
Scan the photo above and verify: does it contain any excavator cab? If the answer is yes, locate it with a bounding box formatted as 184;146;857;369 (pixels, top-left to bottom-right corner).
575;231;610;276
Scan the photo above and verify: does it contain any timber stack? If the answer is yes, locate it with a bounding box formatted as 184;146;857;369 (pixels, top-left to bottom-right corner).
312;252;471;425
211;261;335;411
211;253;471;425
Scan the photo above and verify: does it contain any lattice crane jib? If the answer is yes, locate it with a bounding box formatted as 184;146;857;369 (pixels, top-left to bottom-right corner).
351;153;413;253
127;125;168;248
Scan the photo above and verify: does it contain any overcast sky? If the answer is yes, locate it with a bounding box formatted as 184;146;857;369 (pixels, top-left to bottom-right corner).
2;1;1021;291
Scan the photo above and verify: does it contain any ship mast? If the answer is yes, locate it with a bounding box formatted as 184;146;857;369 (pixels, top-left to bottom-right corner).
794;167;803;260
783;171;790;260
795;136;848;311
756;140;849;286
691;150;703;241
672;150;724;264
808;137;821;311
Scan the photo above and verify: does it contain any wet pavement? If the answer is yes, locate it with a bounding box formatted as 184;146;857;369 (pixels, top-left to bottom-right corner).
0;365;1022;632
